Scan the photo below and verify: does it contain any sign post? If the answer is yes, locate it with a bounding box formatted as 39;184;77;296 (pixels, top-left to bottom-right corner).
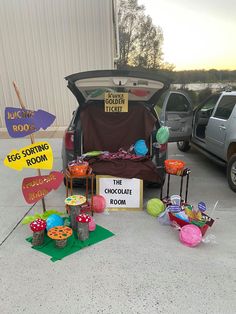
12;82;48;211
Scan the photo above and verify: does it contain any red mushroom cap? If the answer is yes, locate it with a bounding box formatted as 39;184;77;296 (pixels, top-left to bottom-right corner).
30;218;47;232
76;214;91;223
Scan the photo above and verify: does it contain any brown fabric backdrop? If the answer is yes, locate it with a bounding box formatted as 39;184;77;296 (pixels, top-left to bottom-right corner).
80;102;155;152
80;101;161;182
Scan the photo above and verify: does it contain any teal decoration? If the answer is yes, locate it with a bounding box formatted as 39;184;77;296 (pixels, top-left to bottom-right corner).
46;214;64;231
147;198;165;217
134;139;148;156
89;89;104;98
156;126;169;144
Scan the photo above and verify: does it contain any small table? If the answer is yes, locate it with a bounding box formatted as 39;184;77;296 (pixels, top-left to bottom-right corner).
64;169;95;215
160;168;191;204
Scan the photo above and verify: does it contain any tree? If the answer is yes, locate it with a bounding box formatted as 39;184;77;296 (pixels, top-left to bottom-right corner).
117;0;165;70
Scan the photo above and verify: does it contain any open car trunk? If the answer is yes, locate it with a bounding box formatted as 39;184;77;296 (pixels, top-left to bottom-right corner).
65;70;171;183
80;101;162;183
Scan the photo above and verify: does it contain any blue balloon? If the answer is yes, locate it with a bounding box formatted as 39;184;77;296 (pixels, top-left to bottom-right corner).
134;139;148;156
46;214;63;231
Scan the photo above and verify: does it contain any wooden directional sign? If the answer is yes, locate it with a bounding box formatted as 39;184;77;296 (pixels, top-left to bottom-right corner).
4;141;53;171
22;171;64;204
5;107;55;138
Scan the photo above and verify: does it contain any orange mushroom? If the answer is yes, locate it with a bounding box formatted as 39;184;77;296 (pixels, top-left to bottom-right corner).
47;226;73;248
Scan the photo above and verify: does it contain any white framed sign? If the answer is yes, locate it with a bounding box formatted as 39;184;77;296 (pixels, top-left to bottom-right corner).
96;175;143;211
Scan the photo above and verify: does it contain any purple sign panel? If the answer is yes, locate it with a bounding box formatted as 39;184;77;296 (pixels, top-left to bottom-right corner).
5;107;56;138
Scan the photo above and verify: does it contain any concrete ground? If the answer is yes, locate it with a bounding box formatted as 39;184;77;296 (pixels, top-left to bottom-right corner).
0;136;236;314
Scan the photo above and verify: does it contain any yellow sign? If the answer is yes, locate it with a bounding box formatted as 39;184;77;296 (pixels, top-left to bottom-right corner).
104;92;128;112
4;141;53;171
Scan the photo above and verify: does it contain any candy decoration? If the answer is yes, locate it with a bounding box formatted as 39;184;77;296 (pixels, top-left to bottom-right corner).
179;224;202;247
198;201;207;212
46;214;64;231
156;126;169;144
185;207;202;221
146;198;164;217
167;205;181;213
170;194;181;206
92;195;106;213
134;139;148;156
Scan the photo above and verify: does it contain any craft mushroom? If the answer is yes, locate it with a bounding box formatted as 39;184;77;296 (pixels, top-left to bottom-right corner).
64;195;86;230
47;226;73;248
30;218;47;246
76;214;91;241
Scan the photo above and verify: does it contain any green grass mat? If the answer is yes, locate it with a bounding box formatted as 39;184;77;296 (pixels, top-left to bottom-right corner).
26;224;114;262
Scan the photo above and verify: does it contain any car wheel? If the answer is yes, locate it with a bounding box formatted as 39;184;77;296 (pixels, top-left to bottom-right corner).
227;154;236;192
177;141;191;152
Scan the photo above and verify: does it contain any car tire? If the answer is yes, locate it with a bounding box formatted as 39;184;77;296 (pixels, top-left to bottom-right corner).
227;154;236;192
177;141;191;152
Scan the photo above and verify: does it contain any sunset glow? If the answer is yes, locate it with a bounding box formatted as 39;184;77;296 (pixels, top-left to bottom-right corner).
138;0;236;70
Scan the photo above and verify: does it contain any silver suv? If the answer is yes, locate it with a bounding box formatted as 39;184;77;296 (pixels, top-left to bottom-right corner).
174;91;236;192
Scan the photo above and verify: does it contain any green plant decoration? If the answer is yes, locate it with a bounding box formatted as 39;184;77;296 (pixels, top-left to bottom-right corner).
22;210;67;225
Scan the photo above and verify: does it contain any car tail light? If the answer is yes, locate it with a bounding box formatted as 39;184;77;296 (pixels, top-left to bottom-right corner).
65;130;74;150
160;143;167;153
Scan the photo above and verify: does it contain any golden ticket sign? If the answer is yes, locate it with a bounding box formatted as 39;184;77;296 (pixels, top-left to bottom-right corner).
104;92;128;112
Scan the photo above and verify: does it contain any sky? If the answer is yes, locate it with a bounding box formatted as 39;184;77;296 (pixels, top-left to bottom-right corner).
138;0;236;70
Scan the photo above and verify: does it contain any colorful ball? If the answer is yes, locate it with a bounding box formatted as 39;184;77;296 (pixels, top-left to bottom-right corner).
179;224;202;247
92;195;106;213
89;217;96;231
146;198;164;217
46;214;63;231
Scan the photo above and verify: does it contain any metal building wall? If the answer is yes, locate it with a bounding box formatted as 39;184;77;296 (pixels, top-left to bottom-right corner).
0;0;117;128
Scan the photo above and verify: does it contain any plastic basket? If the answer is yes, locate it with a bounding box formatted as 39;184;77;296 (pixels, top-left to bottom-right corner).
164;159;185;175
68;161;89;176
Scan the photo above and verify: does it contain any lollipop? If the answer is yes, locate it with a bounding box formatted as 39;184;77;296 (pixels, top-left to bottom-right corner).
198;201;207;212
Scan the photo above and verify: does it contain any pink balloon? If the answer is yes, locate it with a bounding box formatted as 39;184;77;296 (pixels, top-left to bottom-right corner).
92;195;106;213
89;217;96;231
179;224;202;247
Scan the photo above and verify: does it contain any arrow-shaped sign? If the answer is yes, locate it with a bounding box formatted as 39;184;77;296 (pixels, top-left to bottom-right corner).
22;171;64;204
5;107;56;138
4;141;53;171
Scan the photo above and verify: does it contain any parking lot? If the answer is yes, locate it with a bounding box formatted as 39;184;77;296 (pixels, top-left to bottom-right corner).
0;137;236;314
